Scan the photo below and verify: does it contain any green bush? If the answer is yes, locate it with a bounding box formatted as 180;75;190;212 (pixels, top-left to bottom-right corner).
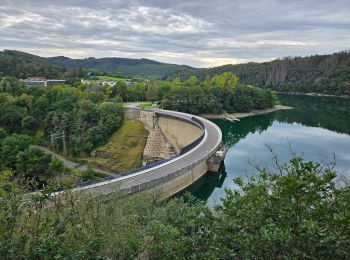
0;156;348;259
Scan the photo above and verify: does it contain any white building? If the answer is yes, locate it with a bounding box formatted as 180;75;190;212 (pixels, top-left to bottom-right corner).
81;79;117;87
21;77;65;87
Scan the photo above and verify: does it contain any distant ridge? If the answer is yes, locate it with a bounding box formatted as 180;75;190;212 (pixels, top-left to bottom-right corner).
167;50;350;95
0;49;349;95
48;56;162;68
0;50;64;79
47;56;198;78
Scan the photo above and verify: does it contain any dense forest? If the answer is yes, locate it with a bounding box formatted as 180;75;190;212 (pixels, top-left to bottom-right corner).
169;51;350;95
0;77;123;183
0;156;349;258
161;73;276;114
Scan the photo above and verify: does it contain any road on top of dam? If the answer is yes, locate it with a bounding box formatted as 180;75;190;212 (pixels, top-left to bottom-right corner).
83;106;222;194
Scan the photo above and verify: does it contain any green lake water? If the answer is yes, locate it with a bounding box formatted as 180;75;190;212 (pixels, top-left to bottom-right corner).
190;94;350;206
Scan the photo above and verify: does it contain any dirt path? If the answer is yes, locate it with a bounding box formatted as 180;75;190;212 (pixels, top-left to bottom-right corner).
32;145;119;177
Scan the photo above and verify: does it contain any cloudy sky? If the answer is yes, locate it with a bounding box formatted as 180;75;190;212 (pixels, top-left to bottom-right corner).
0;0;349;67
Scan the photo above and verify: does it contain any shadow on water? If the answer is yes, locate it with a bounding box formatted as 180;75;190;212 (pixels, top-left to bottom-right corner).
183;166;228;201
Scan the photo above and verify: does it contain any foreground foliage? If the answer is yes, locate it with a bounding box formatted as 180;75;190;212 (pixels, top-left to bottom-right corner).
0;157;349;259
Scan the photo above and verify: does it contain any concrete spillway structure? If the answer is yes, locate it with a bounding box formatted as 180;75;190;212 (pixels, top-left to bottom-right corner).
63;108;224;199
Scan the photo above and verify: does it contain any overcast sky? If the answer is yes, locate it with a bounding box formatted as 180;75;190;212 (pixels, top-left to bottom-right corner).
0;0;349;67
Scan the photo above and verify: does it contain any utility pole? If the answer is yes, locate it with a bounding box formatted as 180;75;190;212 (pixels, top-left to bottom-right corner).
62;130;67;156
50;130;67;155
50;131;55;151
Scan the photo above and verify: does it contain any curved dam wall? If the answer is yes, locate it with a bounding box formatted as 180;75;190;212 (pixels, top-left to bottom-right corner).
43;108;223;201
81;155;209;199
157;115;203;153
124;108;203;153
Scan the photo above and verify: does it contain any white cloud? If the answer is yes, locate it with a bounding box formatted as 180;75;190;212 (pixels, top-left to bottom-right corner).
0;0;349;66
118;6;211;35
205;38;308;49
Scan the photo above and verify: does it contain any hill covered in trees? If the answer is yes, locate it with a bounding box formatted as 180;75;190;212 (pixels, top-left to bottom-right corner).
48;56;199;78
169;51;350;95
0;50;65;79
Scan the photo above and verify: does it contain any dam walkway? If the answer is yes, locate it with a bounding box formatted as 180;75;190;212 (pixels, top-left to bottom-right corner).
52;108;223;199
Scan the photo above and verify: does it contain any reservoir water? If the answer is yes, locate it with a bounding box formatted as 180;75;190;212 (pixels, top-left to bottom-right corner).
190;94;350;206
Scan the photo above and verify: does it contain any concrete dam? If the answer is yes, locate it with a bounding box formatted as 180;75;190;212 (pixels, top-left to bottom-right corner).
62;107;225;199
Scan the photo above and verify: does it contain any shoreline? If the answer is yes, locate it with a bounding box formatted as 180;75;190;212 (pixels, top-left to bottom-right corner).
278;92;350;99
200;105;293;119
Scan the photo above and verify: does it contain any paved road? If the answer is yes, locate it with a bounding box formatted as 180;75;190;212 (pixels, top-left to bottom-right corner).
78;108;222;195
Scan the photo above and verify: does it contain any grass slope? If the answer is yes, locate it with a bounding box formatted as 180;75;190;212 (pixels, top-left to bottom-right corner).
137;102;154;109
80;119;148;173
97;76;128;81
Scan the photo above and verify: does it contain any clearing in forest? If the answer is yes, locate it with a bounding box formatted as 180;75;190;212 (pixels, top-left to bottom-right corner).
79;119;149;173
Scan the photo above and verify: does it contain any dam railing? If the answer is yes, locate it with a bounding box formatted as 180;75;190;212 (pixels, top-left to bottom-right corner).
77;108;206;188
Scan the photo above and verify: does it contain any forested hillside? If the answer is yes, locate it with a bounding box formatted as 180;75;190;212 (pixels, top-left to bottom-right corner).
169;51;350;95
48;56;199;78
0;50;65;79
1;50;349;94
51;51;350;95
